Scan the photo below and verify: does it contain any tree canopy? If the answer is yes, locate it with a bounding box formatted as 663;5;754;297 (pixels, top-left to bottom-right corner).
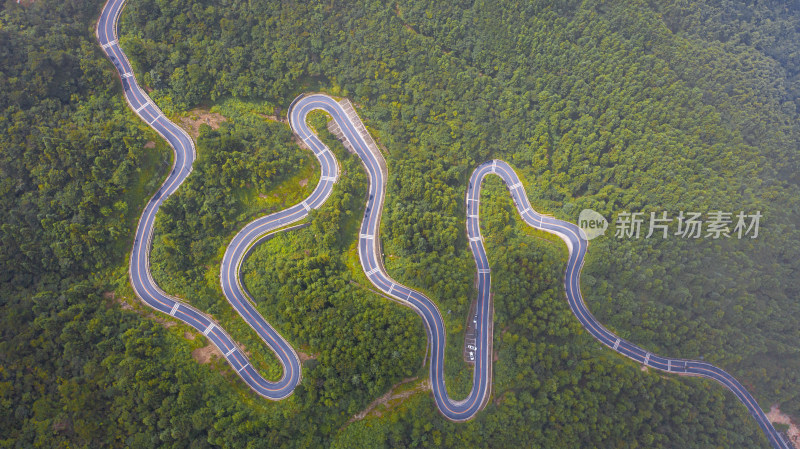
2;0;799;447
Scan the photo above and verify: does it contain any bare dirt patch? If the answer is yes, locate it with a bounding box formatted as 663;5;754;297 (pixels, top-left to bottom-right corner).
106;291;132;311
348;377;430;423
236;344;253;359
299;178;309;188
150;313;175;328
192;344;222;365
179;109;227;138
144;140;156;149
291;134;306;150
259;113;287;123
767;405;800;448
297;351;317;362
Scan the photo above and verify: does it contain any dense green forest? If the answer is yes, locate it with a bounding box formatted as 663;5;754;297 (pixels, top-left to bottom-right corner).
2;0;798;447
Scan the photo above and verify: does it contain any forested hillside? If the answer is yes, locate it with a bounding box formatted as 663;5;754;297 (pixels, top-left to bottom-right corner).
1;0;798;448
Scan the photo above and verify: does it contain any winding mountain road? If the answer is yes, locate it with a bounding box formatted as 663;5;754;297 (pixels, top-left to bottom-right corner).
97;0;790;446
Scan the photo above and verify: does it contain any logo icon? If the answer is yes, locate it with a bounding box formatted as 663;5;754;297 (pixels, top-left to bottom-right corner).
578;209;608;240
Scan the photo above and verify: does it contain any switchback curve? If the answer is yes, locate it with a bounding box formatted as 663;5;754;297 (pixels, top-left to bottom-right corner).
471;160;790;449
97;0;790;446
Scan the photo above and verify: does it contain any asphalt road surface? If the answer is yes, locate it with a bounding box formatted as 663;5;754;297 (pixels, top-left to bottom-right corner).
97;0;790;446
470;160;790;449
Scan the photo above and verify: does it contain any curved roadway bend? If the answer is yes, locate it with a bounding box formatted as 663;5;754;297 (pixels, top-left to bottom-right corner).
475;160;790;449
98;0;789;445
287;95;495;421
97;0;338;399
